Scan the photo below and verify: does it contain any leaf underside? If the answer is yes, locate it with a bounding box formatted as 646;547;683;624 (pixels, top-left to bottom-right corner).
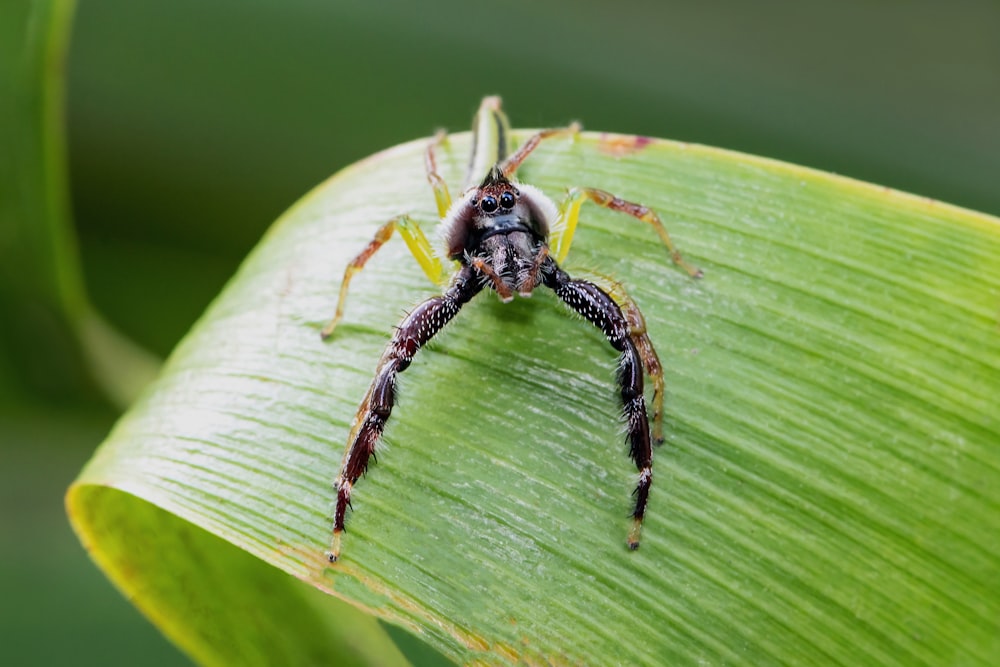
69;131;1000;666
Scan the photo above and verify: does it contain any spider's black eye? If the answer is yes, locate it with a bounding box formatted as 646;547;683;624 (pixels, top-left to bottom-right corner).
480;195;498;213
499;192;516;209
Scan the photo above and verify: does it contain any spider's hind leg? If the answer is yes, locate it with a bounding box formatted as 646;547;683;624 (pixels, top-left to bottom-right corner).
498;121;581;180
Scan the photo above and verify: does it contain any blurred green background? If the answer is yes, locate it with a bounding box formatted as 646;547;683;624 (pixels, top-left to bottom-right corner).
3;0;998;664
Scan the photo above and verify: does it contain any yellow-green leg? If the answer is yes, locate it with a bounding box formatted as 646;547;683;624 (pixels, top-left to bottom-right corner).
499;122;581;179
322;128;463;340
465;95;578;185
466;96;512;187
424;129;452;219
551;187;703;278
320;215;444;339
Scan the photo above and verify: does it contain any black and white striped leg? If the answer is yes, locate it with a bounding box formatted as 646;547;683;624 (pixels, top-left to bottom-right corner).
542;260;654;550
328;266;481;562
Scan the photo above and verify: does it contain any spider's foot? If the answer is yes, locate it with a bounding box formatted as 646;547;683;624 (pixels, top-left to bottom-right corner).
675;252;704;279
627;518;643;551
652;417;665;445
320;316;342;340
326;530;343;563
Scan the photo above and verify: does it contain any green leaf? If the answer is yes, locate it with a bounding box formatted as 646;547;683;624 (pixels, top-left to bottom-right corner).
0;0;81;316
0;0;159;406
68;131;1000;665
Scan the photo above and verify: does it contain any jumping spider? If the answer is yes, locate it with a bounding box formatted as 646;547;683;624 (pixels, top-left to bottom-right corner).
323;96;701;563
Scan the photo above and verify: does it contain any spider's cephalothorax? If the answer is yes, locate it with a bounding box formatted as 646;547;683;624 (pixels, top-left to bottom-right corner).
442;165;557;301
322;96;701;563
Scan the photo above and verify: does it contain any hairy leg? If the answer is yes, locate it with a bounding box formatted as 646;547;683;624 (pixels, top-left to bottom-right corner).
328;266;482;562
588;275;666;443
542;260;655;550
618;296;665;444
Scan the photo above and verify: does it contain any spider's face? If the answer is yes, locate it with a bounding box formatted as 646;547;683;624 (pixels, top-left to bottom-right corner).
470;182;529;233
478;167;557;231
474;188;518;217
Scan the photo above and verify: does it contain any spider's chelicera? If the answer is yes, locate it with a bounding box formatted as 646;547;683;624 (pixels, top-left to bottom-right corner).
322;97;701;563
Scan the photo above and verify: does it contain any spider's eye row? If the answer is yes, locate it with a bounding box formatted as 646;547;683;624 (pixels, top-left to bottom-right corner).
499;192;516;209
480;195;498;213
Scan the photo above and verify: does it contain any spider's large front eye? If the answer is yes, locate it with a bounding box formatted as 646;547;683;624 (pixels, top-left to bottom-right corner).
499;192;516;209
480;195;498;213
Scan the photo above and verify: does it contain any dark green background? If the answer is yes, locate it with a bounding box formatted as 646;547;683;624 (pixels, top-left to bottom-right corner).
4;1;998;664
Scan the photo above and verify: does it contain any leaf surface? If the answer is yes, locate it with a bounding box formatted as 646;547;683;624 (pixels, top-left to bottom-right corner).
69;131;1000;665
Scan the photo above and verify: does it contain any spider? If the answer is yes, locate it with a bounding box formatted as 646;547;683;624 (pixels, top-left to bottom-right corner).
322;96;701;563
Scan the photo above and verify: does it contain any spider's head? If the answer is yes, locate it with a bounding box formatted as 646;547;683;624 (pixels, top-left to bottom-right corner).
441;165;557;260
471;166;520;219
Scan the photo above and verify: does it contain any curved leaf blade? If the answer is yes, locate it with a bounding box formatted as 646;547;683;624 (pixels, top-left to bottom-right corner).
69;131;1000;665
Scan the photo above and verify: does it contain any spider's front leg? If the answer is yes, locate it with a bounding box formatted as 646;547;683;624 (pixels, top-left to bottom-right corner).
602;279;667;444
619;299;665;444
548;185;703;442
541;259;655;550
328;266;482;563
